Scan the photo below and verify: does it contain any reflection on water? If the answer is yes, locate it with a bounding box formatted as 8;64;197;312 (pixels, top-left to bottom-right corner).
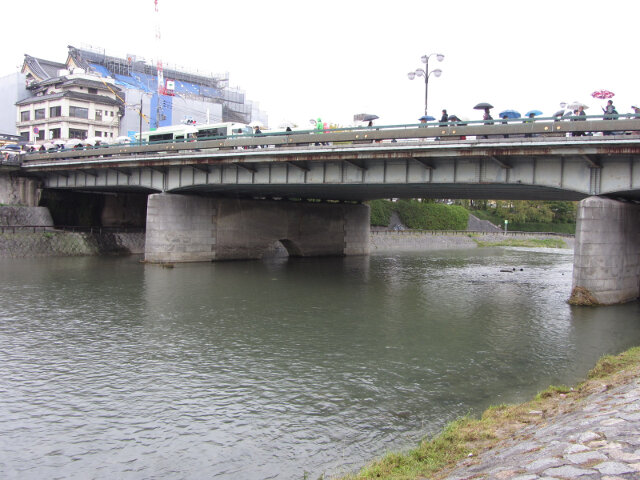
0;249;638;479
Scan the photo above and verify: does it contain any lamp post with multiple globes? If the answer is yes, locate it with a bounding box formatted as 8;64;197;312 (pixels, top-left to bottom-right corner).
407;53;444;117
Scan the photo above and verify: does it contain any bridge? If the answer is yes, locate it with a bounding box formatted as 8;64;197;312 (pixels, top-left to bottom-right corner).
9;118;640;305
19;118;640;201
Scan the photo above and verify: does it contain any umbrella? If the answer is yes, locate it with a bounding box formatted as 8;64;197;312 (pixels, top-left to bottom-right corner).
85;137;103;146
498;109;521;119
278;121;297;129
418;115;436;121
591;89;615;100
565;101;589;110
115;136;132;144
360;114;379;122
64;139;85;148
553;109;565;117
447;115;468;125
474;102;494;110
525;110;543;117
3;143;21;150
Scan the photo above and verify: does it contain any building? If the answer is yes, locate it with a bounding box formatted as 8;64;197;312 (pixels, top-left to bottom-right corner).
8;45;265;146
18;55;123;143
0;72;29;135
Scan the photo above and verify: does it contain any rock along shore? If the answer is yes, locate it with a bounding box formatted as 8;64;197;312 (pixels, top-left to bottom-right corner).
440;376;640;480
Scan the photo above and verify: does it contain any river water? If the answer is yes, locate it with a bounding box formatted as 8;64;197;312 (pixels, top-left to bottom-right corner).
1;247;639;479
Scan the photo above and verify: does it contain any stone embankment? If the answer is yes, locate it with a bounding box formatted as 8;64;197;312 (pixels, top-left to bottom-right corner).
370;230;575;252
442;377;640;480
0;229;145;257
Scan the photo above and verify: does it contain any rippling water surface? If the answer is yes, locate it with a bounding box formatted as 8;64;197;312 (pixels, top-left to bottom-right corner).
1;248;639;479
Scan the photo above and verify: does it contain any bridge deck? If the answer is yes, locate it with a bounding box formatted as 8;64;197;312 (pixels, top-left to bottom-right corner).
18;120;640;202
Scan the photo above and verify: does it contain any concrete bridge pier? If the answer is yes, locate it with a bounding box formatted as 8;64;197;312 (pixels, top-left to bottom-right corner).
144;193;370;263
570;197;640;305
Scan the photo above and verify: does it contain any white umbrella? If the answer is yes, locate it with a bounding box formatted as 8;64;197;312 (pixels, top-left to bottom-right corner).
115;136;132;144
64;139;85;148
86;136;111;146
278;121;297;129
565;101;589;110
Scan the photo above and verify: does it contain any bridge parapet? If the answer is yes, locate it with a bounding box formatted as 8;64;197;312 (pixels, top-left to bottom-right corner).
19;118;640;164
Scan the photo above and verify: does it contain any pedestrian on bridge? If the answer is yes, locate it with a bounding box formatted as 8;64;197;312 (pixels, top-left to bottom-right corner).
572;106;587;136
480;108;493;139
439;109;448;126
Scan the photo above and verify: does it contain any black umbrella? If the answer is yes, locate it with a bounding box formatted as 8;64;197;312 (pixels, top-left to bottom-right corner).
474;102;494;110
361;114;379;122
553;109;565;117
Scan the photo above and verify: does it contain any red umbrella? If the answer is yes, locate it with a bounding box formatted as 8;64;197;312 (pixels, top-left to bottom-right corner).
591;89;615;99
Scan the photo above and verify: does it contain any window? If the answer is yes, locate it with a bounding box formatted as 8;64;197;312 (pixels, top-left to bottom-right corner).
35;109;46;120
20;131;29;141
69;128;87;139
95;110;102;121
50;106;62;117
50;128;61;139
69;106;88;119
20;111;30;122
37;129;45;141
88;87;98;94
95;131;102;137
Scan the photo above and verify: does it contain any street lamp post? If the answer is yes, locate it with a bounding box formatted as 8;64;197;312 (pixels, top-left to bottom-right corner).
407;53;444;117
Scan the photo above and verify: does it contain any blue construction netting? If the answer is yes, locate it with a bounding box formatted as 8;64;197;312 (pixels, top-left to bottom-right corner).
89;63;113;78
99;67;220;98
114;74;154;93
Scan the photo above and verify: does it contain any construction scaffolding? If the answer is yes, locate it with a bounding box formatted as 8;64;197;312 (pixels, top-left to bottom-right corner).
69;45;251;123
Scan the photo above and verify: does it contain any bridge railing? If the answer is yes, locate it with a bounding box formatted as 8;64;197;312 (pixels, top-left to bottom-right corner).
20;115;640;164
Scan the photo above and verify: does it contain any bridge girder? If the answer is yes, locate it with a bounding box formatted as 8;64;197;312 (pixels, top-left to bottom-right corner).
20;135;640;202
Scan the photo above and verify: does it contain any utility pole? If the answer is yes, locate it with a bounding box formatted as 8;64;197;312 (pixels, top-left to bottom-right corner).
139;98;143;144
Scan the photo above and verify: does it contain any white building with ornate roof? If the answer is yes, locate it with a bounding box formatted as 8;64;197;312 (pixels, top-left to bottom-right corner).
5;45;265;147
17;55;123;144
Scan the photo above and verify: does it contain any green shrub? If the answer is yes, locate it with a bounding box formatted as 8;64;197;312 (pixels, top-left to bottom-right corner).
395;200;469;230
368;199;394;227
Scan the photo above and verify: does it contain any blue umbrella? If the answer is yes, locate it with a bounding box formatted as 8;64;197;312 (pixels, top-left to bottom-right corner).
499;109;521;119
418;115;436;121
525;110;543;117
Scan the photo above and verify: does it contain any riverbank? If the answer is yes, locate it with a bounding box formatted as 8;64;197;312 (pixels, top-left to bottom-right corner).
340;347;640;480
370;230;574;252
0;229;144;257
0;229;573;258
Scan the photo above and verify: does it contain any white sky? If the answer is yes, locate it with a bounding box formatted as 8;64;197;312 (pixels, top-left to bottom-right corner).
2;0;638;128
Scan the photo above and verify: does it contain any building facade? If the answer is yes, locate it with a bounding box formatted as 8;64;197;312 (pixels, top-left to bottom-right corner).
17;59;123;143
7;45;264;146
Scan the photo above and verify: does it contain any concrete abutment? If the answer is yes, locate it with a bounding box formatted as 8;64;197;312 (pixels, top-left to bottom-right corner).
571;196;640;305
144;193;370;263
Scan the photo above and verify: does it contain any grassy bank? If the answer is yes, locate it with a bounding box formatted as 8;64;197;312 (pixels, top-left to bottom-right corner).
339;346;640;480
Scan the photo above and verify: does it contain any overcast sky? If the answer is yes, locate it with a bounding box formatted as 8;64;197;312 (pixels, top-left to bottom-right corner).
2;0;638;128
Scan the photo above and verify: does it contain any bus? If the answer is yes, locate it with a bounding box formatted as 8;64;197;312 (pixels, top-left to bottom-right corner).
135;122;249;144
135;124;198;143
193;122;248;139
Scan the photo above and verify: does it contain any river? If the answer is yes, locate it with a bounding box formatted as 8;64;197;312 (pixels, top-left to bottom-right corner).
0;247;639;479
